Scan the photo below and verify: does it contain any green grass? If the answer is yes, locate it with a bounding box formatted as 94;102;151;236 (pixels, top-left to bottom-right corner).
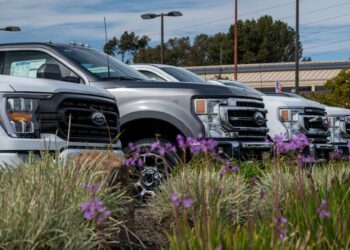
0;153;132;250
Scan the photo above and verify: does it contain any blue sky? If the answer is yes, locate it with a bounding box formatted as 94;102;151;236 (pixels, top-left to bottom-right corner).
0;0;349;62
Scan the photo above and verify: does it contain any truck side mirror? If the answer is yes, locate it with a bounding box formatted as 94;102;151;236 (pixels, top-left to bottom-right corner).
37;64;62;81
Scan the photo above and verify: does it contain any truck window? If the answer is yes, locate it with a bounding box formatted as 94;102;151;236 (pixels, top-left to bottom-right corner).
161;67;206;83
138;70;166;81
2;50;81;83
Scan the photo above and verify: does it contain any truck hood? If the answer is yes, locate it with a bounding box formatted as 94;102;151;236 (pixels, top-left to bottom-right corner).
0;75;115;99
325;106;350;117
93;80;263;100
262;95;325;110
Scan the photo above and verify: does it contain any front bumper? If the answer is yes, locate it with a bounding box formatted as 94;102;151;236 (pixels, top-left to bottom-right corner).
216;140;273;160
304;143;334;160
330;143;349;156
0;133;123;167
0;149;124;167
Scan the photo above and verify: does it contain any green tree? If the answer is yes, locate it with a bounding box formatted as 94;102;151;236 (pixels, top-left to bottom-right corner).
104;31;150;63
310;69;350;108
112;15;303;66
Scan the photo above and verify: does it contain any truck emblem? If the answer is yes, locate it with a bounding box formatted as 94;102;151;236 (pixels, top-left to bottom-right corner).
254;112;265;126
322;118;328;130
91;112;105;126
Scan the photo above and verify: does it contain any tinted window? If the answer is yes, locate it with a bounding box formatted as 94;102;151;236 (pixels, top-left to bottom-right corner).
2;50;80;82
161;67;206;83
138;70;165;81
55;46;148;81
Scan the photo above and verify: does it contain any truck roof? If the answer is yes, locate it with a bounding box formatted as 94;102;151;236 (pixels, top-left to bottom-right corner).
0;42;94;50
0;74;115;99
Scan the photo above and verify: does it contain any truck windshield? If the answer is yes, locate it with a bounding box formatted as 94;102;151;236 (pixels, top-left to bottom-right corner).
55;46;148;81
160;66;206;83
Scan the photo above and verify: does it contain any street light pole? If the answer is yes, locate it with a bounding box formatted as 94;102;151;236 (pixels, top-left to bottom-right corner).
234;0;238;80
141;11;183;64
295;0;300;94
160;14;164;64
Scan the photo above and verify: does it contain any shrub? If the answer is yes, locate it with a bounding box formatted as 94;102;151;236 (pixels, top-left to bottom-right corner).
0;152;132;249
165;161;350;249
150;159;254;227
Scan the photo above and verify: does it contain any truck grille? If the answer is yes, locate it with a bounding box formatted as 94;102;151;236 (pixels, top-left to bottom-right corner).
345;123;350;135
40;94;119;143
223;99;268;141
301;108;328;143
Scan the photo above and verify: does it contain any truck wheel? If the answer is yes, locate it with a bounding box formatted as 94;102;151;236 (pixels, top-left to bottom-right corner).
125;138;181;202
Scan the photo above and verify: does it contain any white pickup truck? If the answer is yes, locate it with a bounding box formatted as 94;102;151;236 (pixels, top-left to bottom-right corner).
217;81;333;159
325;106;350;155
131;64;333;159
0;75;122;166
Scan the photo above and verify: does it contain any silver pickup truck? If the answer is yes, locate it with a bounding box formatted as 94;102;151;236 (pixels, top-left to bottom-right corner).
0;75;122;166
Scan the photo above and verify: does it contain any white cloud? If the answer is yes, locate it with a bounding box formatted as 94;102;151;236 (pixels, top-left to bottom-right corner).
1;0;349;60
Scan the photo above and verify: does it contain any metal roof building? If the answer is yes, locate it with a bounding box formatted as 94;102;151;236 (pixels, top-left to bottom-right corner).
187;61;350;92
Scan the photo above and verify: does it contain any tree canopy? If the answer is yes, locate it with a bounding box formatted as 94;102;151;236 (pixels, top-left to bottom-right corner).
104;31;150;63
105;15;304;66
309;69;350;108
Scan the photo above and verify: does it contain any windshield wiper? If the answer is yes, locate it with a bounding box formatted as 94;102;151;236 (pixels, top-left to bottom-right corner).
102;76;144;81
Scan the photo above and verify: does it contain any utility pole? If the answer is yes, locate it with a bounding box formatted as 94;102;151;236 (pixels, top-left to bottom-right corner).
234;0;238;80
160;13;164;64
295;0;300;94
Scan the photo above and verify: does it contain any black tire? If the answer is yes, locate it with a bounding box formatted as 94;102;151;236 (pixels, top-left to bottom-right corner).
124;138;181;202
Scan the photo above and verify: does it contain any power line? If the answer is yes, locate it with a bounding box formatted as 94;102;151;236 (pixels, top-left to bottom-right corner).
303;12;350;26
304;38;349;50
305;47;350;58
244;37;350;64
301;24;350;37
146;0;296;37
157;1;350;37
269;1;350;22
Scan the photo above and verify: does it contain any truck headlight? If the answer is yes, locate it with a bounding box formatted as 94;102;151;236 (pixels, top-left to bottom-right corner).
194;98;228;137
0;97;40;138
279;108;303;140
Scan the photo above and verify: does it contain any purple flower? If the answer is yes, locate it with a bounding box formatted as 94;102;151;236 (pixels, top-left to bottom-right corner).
275;216;288;241
182;198;193;208
296;154;316;166
171;193;193;208
330;149;343;161
273;132;310;155
317;199;331;219
80;197;110;224
221;161;240;176
215;246;223;250
232;165;240;171
83;184;100;195
151;141;160;151
171;193;181;207
347;140;350;149
176;134;186;150
137;158;144;167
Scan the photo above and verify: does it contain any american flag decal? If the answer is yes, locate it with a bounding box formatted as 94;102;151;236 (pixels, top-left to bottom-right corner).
275;80;283;93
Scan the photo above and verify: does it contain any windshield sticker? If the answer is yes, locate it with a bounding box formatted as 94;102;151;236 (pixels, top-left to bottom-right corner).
10;59;46;78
